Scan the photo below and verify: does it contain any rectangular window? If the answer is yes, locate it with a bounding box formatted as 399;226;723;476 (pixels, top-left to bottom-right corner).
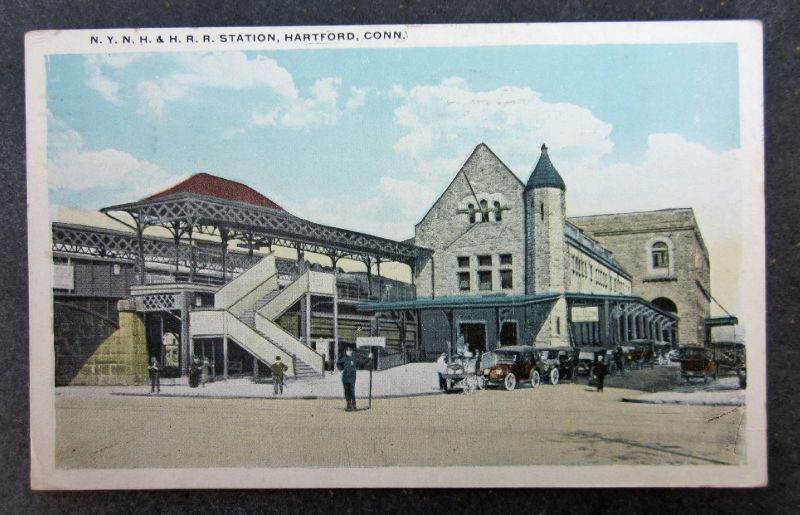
457;271;470;291
478;270;492;291
499;253;512;265
500;269;513;289
478;255;492;267
457;256;470;268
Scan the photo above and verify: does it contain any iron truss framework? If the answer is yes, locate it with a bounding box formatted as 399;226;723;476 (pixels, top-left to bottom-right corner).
52;222;261;275
101;193;431;267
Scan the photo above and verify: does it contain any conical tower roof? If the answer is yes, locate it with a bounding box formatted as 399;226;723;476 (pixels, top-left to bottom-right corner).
525;144;565;190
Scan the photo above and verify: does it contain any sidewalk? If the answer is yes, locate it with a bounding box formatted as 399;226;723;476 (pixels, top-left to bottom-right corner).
92;362;445;400
621;377;745;406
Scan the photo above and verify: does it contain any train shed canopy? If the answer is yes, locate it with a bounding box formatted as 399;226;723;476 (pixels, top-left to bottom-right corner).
101;173;430;273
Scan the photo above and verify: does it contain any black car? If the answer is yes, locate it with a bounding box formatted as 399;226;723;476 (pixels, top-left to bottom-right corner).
574;346;609;376
535;347;578;384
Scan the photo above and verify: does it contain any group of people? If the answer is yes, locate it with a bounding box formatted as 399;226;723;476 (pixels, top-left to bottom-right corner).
147;346;361;411
188;356;213;388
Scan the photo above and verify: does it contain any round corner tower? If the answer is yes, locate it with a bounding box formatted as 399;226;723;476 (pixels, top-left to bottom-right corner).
524;144;569;295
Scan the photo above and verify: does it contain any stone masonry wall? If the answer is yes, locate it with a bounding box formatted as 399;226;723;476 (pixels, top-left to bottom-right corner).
528;187;569;293
68;308;149;386
569;210;710;345
415;144;526;298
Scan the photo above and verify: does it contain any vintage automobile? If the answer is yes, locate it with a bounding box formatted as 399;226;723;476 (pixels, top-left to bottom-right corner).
440;352;483;393
478;346;542;391
678;346;718;383
574;346;610;377
667;348;683;362
711;341;746;375
536;347;578;384
625;339;656;369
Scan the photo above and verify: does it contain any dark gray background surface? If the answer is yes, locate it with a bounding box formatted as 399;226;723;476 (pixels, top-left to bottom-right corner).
1;1;797;512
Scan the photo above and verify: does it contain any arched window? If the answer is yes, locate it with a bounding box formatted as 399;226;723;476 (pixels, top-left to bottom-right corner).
467;203;476;224
479;200;488;222
651;241;669;269
493;201;502;222
646;238;675;279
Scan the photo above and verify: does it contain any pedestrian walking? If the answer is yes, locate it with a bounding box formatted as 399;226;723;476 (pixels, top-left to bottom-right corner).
594;355;609;392
271;356;288;395
337;347;358;411
188;356;200;388
436;352;448;391
148;357;161;394
613;346;625;375
201;357;211;388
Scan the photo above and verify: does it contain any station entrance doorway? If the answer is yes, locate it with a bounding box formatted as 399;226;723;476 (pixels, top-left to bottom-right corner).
459;322;486;354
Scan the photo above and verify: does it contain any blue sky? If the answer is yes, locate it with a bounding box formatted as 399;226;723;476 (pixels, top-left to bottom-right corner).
46;43;744;312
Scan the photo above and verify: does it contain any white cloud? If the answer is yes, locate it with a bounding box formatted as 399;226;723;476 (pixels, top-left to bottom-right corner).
377;177;438;220
571;133;742;238
345;87;367;111
134;53;300;118
392;77;614;183
280;77;342;128
250;109;279;127
48;119;185;204
275;175;437;241
567;133;745;316
84;54;144;104
84;52;363;131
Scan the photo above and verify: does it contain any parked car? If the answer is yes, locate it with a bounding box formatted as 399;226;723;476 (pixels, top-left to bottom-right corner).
478;346;542;391
679;346;718;383
441;352;483;392
626;339;656;369
574;346;610;377
536;347;578;384
712;341;746;374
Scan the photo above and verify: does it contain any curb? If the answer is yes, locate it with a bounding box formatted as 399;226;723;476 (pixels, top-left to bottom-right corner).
110;390;447;400
621;397;744;407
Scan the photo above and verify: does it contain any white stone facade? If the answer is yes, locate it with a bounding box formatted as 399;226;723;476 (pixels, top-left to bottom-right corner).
414;144;526;298
413;143;697;347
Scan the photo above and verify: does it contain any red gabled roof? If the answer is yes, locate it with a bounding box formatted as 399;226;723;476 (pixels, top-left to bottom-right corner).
145;173;284;210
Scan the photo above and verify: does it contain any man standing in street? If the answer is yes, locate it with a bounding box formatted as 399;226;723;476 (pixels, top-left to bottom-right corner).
337;347;358;411
594;355;609;392
148;357;161;394
271;356;288;396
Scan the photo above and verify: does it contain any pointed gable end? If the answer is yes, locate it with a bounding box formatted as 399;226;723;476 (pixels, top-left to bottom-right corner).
415;142;523;227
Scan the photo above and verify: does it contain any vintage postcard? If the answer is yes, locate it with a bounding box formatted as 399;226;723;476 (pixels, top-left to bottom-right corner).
26;21;765;489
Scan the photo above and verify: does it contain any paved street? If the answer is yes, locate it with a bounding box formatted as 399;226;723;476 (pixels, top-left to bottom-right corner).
56;380;745;469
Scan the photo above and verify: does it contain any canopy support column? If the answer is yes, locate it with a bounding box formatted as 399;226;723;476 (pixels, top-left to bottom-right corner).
219;227;230;283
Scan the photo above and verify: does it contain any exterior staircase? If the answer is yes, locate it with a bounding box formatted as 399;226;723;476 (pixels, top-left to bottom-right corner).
190;255;335;379
239;289;282;327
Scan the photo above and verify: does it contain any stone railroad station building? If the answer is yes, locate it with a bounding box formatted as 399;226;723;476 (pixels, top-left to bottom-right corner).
51;142;720;386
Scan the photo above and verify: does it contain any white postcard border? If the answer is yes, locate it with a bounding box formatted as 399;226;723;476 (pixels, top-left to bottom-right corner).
26;20;766;489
